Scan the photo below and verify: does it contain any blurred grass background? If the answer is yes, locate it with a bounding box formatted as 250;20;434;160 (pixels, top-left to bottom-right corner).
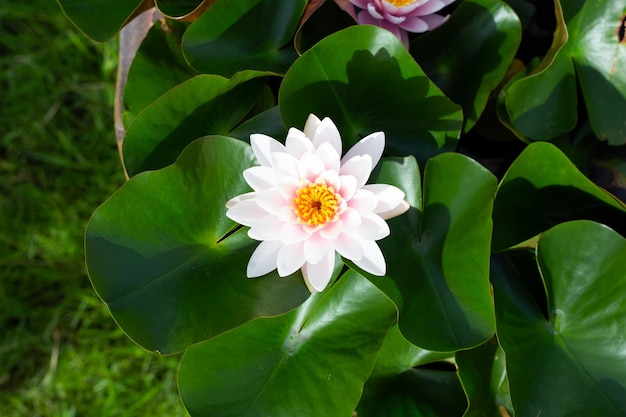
0;0;187;415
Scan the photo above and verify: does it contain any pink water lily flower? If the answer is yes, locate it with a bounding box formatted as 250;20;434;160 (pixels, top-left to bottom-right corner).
226;114;409;293
348;0;455;47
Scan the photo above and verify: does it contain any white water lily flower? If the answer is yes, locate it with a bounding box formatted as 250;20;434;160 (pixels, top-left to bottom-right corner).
226;114;410;293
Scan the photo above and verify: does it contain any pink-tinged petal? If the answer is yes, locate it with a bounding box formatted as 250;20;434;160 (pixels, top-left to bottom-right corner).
358;213;390;240
362;184;406;213
277;242;306;277
348;0;369;9
383;13;406;24
319;219;343;240
378;18;406;43
358;10;383;26
390;0;430;14
348;189;377;214
302;251;335;292
277;205;298;223
312;117;342;157
304;232;333;264
281;222;310;244
341;131;384;168
243;166;275;191
285;127;315;158
255;188;288;214
420;13;449;30
366;2;384;19
339;175;358;200
340;207;362;232
340;155;372;189
398;15;428;32
315;142;341;172
248;214;285;241
352;240;386;276
225;191;257;209
276;178;299;201
409;0;446;16
250;133;285;167
333;232;365;261
272;151;300;178
317;169;342;192
246;240;281;277
297;152;326;181
226;199;267;226
378;200;410;220
303;114;322;141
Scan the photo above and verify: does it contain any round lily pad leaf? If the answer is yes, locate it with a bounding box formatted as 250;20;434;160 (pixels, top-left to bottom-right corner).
368;153;497;351
411;0;522;132
492;142;626;251
182;0;307;77
279;25;463;167
492;221;626;416
86;136;310;354
178;270;396;417
122;71;270;177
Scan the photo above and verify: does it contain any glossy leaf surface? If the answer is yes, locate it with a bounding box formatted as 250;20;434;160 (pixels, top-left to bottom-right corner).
122;72;269;177
369;154;497;351
412;0;522;132
279;25;463;167
503;0;626;144
492;221;626;416
492;142;626;251
182;0;307;77
178;270;396;417
86;137;310;354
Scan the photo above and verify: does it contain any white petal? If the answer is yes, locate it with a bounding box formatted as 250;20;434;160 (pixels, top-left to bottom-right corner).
272;151;300;178
248;214;285;240
303;114;322;140
315;142;341;172
255;188;288;215
226;199;268;226
340;155;372;189
285;127;314;158
351;240;386;276
317;169;341;191
358;213;390;240
302;251;335;292
378;200;411;220
340;207;362;232
362;184;406;213
333;232;365;261
225;191;257;209
341;131;384;168
250;133;285;167
281;222;310;244
319;219;343;240
277;242;306;277
246;240;281;277
304;233;334;264
277;205;298;223
312;117;342;157
297;152;326;181
243;166;275;191
339;175;358;201
348;189;378;214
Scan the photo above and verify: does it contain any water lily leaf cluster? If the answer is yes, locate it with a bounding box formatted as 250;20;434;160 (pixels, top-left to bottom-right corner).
62;0;626;415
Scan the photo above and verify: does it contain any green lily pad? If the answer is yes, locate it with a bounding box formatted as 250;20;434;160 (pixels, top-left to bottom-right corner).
492;221;626;416
279;25;463;167
85;137;310;354
122;71;270;177
182;0;307;77
502;0;626;144
56;0;146;41
178;270;396;417
155;0;202;18
492;142;626;251
368;153;497;352
411;0;522;132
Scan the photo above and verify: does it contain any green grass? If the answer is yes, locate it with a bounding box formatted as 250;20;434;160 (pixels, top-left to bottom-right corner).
0;1;187;415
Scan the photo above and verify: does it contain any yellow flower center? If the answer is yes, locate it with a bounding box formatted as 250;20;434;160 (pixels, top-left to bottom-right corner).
293;182;340;226
386;0;417;6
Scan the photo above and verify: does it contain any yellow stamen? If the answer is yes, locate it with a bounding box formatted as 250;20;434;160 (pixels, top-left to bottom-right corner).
293;182;340;226
386;0;417;6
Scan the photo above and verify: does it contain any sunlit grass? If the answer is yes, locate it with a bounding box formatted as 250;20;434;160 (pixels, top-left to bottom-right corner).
0;1;187;415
